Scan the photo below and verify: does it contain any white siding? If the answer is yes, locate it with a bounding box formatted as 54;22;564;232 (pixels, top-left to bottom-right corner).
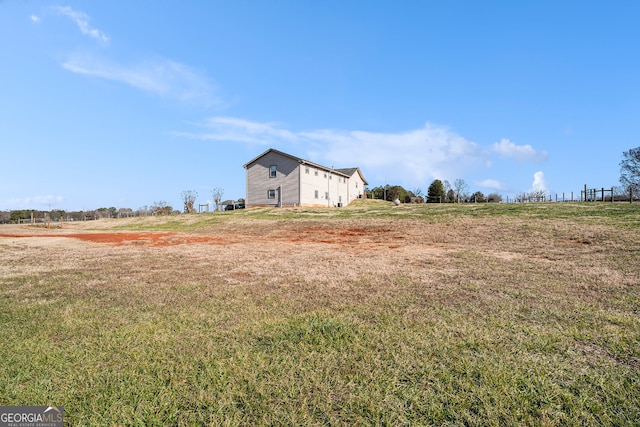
346;171;365;204
299;167;352;207
300;166;328;207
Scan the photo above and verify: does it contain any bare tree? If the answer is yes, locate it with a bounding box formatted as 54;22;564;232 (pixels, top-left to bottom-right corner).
211;187;224;211
152;200;173;215
117;207;133;218
453;178;469;202
529;189;547;202
620;146;640;193
137;205;150;216
412;187;424;203
181;190;198;214
516;190;546;203
442;180;452;201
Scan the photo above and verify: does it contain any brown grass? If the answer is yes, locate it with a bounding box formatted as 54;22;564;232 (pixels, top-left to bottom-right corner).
1;205;639;425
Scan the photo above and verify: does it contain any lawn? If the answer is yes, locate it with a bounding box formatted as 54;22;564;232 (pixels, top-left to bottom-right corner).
1;201;639;425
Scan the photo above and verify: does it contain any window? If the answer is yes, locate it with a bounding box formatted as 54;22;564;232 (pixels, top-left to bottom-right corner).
324;172;327;178
305;165;310;174
325;192;329;199
356;181;358;188
314;190;319;199
268;189;276;199
269;165;277;178
314;169;318;176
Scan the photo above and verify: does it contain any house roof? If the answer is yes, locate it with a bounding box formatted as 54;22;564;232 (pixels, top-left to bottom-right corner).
334;167;368;185
243;148;368;184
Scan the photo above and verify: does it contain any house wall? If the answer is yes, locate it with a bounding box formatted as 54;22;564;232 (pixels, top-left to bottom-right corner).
299;166;351;207
346;171;366;204
245;149;367;208
245;151;300;207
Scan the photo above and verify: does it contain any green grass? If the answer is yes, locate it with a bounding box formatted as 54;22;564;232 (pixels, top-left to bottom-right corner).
1;201;639;425
109;199;640;230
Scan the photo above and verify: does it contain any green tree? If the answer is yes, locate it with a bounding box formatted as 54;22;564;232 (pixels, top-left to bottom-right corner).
487;193;503;203
50;210;65;220
427;180;445;203
387;185;413;203
445;189;456;203
370;185;413;202
387;185;400;202
10;210;33;223
470;191;486;203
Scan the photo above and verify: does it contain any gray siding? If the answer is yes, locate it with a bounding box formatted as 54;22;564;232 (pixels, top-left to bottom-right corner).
246;151;301;207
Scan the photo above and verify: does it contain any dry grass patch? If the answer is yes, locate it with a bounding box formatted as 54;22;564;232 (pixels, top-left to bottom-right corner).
1;203;639;425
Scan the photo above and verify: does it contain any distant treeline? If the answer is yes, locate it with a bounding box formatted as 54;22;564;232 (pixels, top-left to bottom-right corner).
0;202;181;224
369;182;503;204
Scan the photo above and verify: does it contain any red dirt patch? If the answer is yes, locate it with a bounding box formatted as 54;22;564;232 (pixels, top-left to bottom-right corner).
0;232;233;247
0;225;401;248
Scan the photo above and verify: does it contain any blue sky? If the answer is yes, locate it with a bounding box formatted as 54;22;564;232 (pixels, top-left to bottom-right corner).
1;1;639;211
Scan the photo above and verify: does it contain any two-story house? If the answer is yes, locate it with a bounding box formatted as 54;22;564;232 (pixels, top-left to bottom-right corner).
243;148;368;208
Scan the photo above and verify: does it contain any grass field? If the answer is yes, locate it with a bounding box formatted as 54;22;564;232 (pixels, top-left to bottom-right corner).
1;200;639;425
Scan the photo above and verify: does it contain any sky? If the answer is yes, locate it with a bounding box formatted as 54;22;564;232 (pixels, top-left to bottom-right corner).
1;1;639;211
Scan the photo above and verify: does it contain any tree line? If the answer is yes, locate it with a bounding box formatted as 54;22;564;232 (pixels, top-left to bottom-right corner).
0;204;177;224
370;145;640;205
3;147;638;222
370;179;502;204
0;187;234;224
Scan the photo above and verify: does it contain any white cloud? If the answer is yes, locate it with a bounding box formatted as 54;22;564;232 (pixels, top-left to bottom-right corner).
301;125;482;185
176;117;299;144
47;5;218;106
177;118;484;186
492;138;548;162
54;6;109;44
62;55;218;106
30;15;41;23
475;179;506;191
531;171;548;192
